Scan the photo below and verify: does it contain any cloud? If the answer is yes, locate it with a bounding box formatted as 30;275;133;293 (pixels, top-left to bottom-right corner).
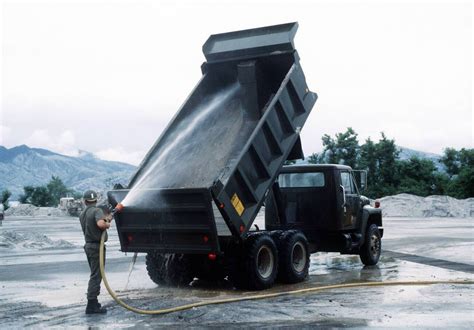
24;129;80;156
2;1;472;157
95;147;145;166
0;125;12;145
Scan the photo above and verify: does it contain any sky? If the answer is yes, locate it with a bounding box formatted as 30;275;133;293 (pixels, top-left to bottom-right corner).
1;0;472;165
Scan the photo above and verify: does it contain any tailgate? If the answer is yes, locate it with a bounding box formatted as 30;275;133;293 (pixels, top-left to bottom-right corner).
108;188;220;254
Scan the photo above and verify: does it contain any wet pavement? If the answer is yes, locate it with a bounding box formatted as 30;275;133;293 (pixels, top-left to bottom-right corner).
0;216;473;328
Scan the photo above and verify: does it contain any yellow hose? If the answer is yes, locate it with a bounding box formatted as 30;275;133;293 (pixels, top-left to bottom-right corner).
99;231;474;315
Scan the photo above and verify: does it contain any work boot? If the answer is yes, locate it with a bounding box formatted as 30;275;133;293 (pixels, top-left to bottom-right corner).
85;299;107;314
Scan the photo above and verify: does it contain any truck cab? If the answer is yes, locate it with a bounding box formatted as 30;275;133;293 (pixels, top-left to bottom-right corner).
266;164;383;262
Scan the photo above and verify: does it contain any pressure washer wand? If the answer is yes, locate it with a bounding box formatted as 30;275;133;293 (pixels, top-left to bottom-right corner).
110;203;124;217
106;203;124;223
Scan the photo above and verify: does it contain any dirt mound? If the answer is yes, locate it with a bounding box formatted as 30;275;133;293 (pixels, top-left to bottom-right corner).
4;204;66;217
379;193;474;218
0;230;75;250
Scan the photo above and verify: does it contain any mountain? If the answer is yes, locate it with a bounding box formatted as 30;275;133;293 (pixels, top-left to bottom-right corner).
397;146;443;171
0;145;136;200
397;146;441;162
0;144;445;200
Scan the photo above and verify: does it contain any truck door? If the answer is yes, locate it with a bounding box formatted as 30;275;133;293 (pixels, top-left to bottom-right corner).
340;171;360;230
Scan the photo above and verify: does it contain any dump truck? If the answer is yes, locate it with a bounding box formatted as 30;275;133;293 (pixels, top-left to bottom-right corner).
108;22;383;290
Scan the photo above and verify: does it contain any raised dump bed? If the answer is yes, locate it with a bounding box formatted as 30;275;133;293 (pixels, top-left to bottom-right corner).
108;22;317;254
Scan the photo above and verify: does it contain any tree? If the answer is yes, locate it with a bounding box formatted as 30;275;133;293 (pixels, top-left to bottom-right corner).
440;148;460;177
307;153;320;164
320;134;339;163
356;133;400;198
19;186;35;204
1;189;11;210
319;127;359;167
19;176;74;207
47;176;70;206
431;172;450;196
443;148;474;198
334;127;359;168
313;128;472;199
450;166;474;198
359;138;378;194
30;186;53;207
397;157;438;196
375;133;399;184
20;186;53;206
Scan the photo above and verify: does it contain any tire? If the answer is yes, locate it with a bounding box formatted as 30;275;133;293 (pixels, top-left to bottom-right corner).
229;233;278;290
277;231;310;283
166;254;195;287
145;252;168;285
269;230;284;242
359;224;382;266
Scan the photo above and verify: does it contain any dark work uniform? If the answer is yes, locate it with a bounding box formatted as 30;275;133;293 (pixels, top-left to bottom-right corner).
79;205;108;300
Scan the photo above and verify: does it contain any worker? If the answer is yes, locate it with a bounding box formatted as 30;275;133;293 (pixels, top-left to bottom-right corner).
79;190;112;314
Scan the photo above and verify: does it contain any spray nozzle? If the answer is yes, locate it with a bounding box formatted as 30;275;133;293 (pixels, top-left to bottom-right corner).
110;203;124;215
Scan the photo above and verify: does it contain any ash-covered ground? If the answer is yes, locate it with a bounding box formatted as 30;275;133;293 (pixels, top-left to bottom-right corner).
0;214;473;328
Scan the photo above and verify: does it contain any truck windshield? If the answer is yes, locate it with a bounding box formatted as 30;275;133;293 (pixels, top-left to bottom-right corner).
278;172;325;188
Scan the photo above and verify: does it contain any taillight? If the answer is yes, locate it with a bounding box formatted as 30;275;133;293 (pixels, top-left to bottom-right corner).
208;253;217;261
375;200;380;208
127;234;134;243
203;235;209;243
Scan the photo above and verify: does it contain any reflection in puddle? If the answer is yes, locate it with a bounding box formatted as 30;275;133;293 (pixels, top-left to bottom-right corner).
310;252;369;275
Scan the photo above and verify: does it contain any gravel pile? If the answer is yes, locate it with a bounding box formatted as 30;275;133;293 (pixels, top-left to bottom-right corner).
379;193;474;218
0;230;75;250
4;204;66;217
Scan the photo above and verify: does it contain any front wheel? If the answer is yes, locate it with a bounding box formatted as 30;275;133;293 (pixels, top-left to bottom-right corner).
359;224;382;266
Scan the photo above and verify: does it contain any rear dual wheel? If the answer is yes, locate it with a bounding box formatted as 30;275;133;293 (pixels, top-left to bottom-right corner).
145;252;167;285
145;252;194;287
229;233;279;290
229;230;310;290
166;254;195;286
277;231;310;284
148;231;311;290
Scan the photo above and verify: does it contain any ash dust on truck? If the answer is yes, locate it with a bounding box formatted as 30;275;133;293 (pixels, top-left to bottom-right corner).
108;22;383;290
